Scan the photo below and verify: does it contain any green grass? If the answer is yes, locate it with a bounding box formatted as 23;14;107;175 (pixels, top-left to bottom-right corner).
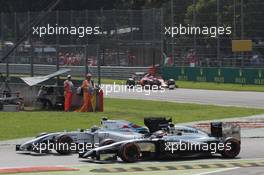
1;98;264;140
177;81;264;92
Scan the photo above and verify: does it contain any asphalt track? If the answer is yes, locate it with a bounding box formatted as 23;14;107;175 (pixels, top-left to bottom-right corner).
0;138;263;168
103;85;264;108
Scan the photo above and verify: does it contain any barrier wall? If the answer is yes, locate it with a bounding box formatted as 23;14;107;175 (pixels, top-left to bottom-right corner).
0;64;149;80
163;67;264;85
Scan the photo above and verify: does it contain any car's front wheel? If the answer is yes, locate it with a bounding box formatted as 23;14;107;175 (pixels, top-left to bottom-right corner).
55;135;73;155
119;142;140;163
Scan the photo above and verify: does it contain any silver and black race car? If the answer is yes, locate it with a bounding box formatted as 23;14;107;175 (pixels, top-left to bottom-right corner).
79;118;241;162
15;118;148;155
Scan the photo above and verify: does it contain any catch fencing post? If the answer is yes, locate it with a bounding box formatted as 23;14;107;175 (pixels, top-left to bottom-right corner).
193;0;197;64
161;8;164;65
30;43;34;77
56;11;59;44
97;45;101;86
56;45;60;85
240;0;244;67
170;0;175;66
5;46;9;78
85;45;88;74
217;0;220;66
28;11;34;77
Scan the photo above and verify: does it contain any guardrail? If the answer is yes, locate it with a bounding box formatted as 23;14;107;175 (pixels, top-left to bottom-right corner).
0;64;149;79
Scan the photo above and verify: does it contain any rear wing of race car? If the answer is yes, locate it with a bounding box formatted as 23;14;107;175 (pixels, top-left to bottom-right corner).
210;122;241;141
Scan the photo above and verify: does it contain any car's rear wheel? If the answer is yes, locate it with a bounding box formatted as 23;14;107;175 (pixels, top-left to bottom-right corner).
167;79;176;90
221;138;241;158
119;142;140;163
55;135;73;155
143;80;153;89
126;78;135;88
153;79;161;87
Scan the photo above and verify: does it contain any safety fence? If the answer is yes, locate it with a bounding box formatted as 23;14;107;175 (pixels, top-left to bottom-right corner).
1;1;264;68
163;66;264;85
0;9;163;67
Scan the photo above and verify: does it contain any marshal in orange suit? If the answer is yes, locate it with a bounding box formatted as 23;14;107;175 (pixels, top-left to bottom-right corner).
64;75;74;112
77;73;94;112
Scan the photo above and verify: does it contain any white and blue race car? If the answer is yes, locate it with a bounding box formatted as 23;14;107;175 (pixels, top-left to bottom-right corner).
15;118;148;155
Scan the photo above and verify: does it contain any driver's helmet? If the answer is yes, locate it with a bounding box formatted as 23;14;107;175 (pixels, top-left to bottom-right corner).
152;130;166;138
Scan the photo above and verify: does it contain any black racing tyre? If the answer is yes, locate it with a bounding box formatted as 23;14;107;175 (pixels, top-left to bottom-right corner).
126;78;135;88
148;79;154;86
144;80;153;89
119;142;140;163
142;80;148;86
55;135;73;155
221;138;241;158
99;139;115;147
153;79;161;87
167;79;176;90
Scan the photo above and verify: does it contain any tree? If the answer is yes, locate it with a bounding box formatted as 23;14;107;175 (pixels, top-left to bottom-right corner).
0;0;168;12
185;0;264;40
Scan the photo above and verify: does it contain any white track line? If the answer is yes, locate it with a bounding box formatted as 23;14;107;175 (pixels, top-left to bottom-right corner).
195;167;240;175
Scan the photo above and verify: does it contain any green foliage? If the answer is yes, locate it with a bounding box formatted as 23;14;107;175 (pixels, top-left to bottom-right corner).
0;0;168;12
185;0;264;40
